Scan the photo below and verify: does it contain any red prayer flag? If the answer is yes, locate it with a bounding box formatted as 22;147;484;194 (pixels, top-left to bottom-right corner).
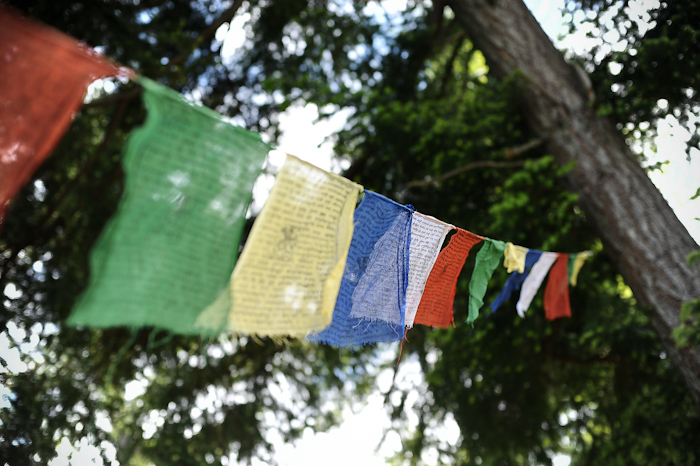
544;253;572;320
413;228;483;328
0;6;131;227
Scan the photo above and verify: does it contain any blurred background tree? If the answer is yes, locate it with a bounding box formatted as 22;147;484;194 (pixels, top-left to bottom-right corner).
1;0;699;465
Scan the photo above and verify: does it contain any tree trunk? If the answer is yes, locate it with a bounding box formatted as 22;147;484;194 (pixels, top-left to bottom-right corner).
448;0;700;402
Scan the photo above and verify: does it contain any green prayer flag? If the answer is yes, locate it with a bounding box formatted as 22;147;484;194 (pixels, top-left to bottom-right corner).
68;77;270;336
568;253;578;285
467;238;507;325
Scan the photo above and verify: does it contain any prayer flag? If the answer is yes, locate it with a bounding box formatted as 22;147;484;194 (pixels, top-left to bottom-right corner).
403;213;452;328
503;242;529;274
467;238;507;324
567;253;578;280
0;6;130;227
309;191;412;346
544;253;572;320
413;228;483;328
570;251;593;286
348;202;414;326
229;155;362;337
350;211;451;329
490;249;543;313
516;252;558;317
68;77;270;335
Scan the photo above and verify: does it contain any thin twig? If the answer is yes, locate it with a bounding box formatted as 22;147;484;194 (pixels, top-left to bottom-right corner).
406;160;525;188
504;137;544;158
405;138;544;189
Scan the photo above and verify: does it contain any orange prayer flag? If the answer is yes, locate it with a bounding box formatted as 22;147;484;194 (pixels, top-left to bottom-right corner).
413;228;483;328
0;6;131;227
544;253;572;320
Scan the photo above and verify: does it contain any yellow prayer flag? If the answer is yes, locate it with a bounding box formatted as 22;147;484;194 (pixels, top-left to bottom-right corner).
503;242;529;274
229;154;363;337
570;250;593;286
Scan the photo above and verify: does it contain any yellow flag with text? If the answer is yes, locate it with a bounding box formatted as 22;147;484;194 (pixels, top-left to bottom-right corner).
229;155;362;336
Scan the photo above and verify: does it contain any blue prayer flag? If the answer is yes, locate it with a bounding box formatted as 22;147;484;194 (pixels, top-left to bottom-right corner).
490;249;543;313
308;191;413;347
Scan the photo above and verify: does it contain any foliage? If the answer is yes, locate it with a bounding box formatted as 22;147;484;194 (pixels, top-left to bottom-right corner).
674;251;700;350
568;0;700;158
1;1;699;465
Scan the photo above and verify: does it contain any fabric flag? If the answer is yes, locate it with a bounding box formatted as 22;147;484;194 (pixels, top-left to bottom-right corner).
401;213;452;328
503;242;529;274
467;238;507;324
68;77;270;335
544;253;572;320
567;253;578;280
516;252;558;317
570;250;593;286
0;6;131;227
229;155;362;337
308;191;412;347
346;199;413;326
413;228;484;328
490;249;543;313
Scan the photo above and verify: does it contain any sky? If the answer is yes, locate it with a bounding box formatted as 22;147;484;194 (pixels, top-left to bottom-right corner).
2;1;699;465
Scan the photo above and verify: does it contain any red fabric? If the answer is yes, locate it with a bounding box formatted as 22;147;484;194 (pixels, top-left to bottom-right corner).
544;253;572;320
413;228;483;328
0;6;129;227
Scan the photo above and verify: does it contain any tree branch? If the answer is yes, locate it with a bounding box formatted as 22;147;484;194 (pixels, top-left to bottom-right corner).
439;35;466;98
169;0;246;67
545;353;619;366
503;137;543;157
405;138;544;188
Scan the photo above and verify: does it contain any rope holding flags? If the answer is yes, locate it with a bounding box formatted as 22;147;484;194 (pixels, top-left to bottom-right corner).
0;10;596;348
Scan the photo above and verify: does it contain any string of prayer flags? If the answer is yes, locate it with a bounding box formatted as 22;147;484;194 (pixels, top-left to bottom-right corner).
503;242;529;274
490;249;543;313
413;228;484;328
68;77;270;335
544;253;572;320
229;155;362;337
0;5;131;228
570;251;593;286
467;238;507;324
308;191;412;347
400;213;452;328
0;11;599;342
516;252;558;317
